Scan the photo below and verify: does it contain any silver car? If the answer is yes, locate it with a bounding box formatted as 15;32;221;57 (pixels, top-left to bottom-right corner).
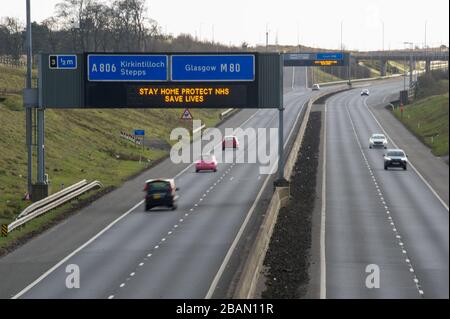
369;133;388;149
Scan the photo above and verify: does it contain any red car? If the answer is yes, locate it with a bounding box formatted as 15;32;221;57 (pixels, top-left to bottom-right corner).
195;154;218;172
222;135;239;150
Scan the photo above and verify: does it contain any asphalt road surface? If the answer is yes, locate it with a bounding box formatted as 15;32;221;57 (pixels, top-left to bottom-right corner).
0;67;313;299
324;81;449;298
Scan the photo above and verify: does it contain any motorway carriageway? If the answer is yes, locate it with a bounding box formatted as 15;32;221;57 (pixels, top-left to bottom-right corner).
323;80;448;298
1;67;313;299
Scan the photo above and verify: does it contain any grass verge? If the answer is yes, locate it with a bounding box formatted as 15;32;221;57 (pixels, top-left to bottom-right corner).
393;93;449;157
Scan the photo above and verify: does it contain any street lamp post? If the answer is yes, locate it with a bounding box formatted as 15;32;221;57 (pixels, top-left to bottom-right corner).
25;0;33;196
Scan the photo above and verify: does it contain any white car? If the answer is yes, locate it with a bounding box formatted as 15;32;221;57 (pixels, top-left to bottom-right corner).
312;84;320;91
361;89;370;96
369;134;388;149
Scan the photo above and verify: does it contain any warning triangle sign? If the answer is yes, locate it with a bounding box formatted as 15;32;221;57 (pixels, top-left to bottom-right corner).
181;108;193;120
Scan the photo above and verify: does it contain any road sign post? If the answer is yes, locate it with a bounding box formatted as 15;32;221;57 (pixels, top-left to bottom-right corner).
134;130;145;162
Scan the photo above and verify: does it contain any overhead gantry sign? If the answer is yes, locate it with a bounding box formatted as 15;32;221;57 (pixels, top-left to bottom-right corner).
41;52;281;109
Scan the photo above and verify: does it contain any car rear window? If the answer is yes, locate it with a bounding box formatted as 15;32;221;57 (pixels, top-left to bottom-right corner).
202;155;212;161
148;181;170;192
387;151;404;157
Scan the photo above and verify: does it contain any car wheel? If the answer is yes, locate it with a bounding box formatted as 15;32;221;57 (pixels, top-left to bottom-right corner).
403;164;407;171
384;146;387;149
171;204;177;210
384;165;388;170
196;169;199;173
213;169;217;172
369;145;372;149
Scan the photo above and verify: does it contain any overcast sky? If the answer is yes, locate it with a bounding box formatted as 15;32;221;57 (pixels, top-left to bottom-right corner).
2;0;449;50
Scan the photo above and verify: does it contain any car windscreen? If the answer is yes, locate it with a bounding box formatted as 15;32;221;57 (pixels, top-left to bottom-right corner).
201;155;212;161
387;151;404;157
147;181;170;193
373;135;385;139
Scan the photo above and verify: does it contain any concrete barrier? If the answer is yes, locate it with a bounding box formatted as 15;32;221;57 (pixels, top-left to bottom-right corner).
233;86;350;299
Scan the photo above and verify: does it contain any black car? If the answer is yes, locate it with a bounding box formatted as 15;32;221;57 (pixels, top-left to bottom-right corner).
384;149;408;170
144;179;179;210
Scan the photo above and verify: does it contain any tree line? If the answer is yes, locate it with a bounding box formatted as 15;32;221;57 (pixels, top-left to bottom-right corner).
0;0;237;61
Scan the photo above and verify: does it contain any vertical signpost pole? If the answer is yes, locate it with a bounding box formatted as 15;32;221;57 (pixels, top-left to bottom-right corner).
25;0;33;195
278;54;285;183
37;56;46;189
348;53;352;86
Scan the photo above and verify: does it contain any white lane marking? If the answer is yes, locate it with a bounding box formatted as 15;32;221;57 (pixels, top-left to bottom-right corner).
108;295;115;299
147;253;152;257
11;200;144;299
130;272;135;277
320;100;329;299
139;262;144;267
120;283;125;288
154;245;159;249
363;99;449;212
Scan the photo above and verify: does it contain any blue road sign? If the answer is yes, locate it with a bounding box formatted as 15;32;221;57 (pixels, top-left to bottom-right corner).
316;52;344;60
87;55;168;82
49;55;77;69
134;129;145;136
171;55;255;82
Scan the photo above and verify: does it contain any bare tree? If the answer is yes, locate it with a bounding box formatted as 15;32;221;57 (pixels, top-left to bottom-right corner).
1;17;24;59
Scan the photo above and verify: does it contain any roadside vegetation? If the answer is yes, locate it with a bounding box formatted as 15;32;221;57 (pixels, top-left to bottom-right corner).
393;69;449;157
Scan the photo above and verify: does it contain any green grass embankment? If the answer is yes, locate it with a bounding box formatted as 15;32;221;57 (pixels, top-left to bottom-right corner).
393;93;449;156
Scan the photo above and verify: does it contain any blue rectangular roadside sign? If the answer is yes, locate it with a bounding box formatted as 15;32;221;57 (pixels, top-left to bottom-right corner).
87;54;168;82
49;55;77;69
316;52;344;60
134;129;145;136
171;55;255;82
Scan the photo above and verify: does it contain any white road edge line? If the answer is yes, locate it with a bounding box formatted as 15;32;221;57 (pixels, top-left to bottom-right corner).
319;100;328;299
363;99;449;211
12;200;144;299
205;96;308;299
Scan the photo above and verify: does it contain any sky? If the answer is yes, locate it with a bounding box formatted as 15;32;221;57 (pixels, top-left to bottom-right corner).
2;0;449;51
